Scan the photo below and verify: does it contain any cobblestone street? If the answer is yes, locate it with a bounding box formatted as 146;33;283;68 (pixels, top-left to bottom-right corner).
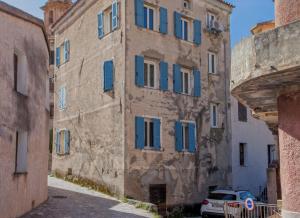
21;176;153;218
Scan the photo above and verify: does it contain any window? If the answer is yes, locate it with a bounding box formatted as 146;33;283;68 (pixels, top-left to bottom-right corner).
208;52;217;74
175;121;196;153
238;102;248;122
98;1;119;39
55;129;70;155
56;40;70;67
239;143;247;166
181;18;190;41
183;0;192;10
13;50;28;95
268;144;276;165
15;131;28;173
58;86;66;110
181;68;191;95
144;5;155;30
104;7;113;35
135;116;161;150
207;12;216;29
49;10;54;24
144;61;156;88
103;60;114;92
210;104;218;128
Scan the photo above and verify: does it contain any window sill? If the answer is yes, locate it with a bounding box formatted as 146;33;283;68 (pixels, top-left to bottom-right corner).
178;150;195;155
99;27;120;40
56;153;70;156
56;60;70;69
14;172;28;176
141;148;163;152
208;72;219;76
14;90;28;97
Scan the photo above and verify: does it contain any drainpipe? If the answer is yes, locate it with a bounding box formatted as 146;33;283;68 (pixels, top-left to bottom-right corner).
223;39;230;144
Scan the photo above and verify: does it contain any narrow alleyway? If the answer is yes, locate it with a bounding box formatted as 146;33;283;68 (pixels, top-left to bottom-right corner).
21;176;153;218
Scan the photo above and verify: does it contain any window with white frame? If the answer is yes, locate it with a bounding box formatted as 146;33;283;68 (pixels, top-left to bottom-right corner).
144;4;155;30
13;49;28;95
208;52;217;74
144;118;155;148
183;0;192;10
58;86;66;110
207;12;216;29
15;131;28;173
181;68;192;95
144;60;156;88
104;7;113;35
210;103;218;128
181;17;191;41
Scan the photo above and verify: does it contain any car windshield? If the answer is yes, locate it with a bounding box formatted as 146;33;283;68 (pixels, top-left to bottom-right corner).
208;193;237;200
239;191;257;201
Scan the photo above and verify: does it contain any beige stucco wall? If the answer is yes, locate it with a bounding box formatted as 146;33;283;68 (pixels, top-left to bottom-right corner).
52;0;232;205
0;12;49;218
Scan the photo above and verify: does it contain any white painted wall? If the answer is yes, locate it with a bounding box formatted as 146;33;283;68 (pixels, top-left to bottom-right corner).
231;96;275;196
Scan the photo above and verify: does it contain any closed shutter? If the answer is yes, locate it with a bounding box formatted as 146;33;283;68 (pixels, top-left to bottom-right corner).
173;64;182;93
135;55;144;87
56;130;60;154
112;0;118;30
135;116;145;149
103;60;114;92
159;7;168;34
175;121;183;152
193;69;201;97
159;61;168;91
188;123;196;153
174;12;182;39
64;130;70;154
56;47;60;67
135;0;144;27
64;40;70;62
153;119;161;150
193;19;202;45
98;11;104;39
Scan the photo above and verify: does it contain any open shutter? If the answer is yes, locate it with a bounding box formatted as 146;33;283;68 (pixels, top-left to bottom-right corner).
112;0;118;30
64;130;70;154
175;121;183;152
159;7;168;34
188;123;196;153
98;11;104;39
135;0;144;28
193;19;202;45
193;69;201;97
160;61;168;91
56;47;60;67
173;64;182;93
56;130;60;154
174;12;182;39
135;55;144;87
64;40;70;62
153;119;161;150
103;60;114;92
135;116;145;149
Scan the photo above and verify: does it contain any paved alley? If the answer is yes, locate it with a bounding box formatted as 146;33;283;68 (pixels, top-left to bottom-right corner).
21;176;153;218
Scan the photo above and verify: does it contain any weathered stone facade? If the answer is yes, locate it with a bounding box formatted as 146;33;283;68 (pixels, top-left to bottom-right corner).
52;0;232;206
0;2;49;217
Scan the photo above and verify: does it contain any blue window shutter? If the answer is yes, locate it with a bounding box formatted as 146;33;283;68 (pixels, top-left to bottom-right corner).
159;7;168;34
66;40;70;61
193;69;201;97
193;19;202;45
56;47;60;67
174;12;182;39
135;0;144;27
144;7;147;28
56;130;60;154
64;40;70;62
112;0;118;30
149;8;154;30
135;55;144;87
64;130;70;154
188;123;196;153
160;61;168;91
103;60;114;92
98;11;104;39
135;117;145;149
173;64;182;93
175;121;183;152
153;119;161;150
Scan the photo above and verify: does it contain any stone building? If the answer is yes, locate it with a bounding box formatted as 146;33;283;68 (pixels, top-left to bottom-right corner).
231;0;300;217
0;1;49;217
52;0;233;207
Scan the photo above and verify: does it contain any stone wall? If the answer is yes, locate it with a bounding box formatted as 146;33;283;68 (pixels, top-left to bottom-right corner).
0;11;49;218
275;0;300;27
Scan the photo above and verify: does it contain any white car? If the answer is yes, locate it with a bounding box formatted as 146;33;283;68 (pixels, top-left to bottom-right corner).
200;189;257;217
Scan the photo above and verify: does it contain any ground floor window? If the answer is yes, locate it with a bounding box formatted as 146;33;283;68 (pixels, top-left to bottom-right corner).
55;129;70;155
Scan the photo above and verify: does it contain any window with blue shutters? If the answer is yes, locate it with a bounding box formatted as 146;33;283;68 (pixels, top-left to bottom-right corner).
98;11;104;38
56;129;71;155
159;7;168;34
144;5;154;30
58;86;66;110
135;116;161;151
159;61;168;91
55;129;60;154
175;121;196;153
103;60;114;92
56;47;60;67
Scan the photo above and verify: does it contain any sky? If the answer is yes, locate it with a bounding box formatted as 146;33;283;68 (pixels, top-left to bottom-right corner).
1;0;274;47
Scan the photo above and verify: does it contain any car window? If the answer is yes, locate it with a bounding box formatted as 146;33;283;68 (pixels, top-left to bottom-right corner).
239;192;257;201
208;193;237;200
